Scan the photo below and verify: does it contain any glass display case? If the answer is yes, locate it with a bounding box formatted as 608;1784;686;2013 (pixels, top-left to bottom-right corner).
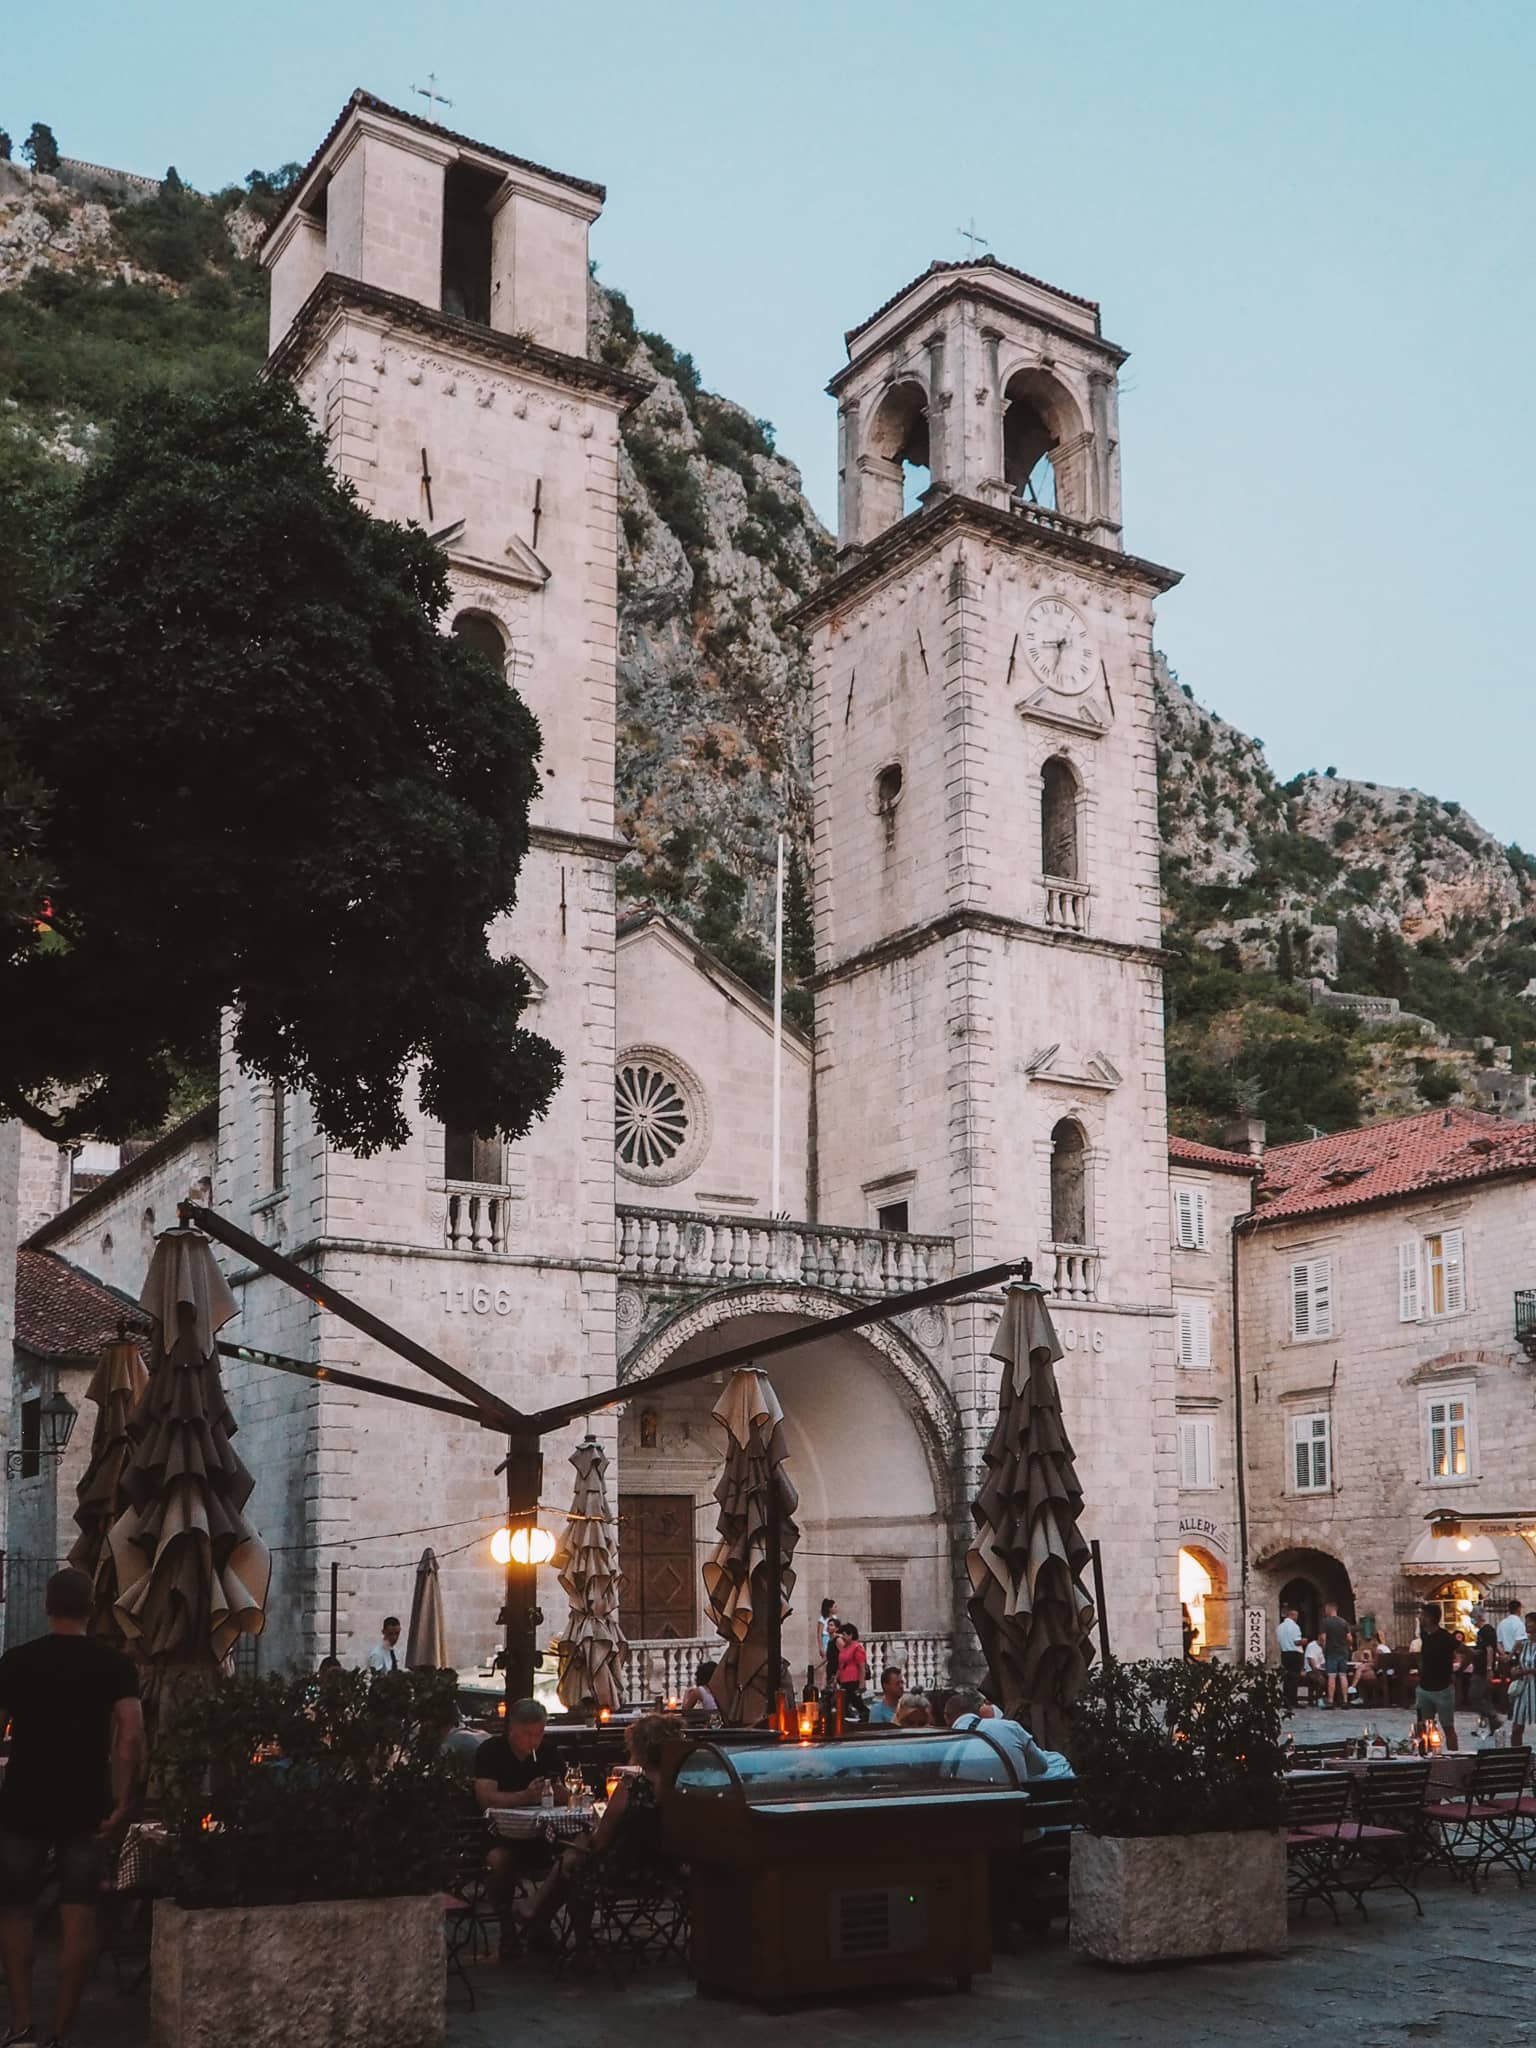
673;1729;1020;1813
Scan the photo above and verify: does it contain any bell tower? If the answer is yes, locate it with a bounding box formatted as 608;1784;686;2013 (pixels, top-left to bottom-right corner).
795;257;1184;1658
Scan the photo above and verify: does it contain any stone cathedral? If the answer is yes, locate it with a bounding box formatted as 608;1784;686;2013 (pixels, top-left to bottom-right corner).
17;92;1204;1682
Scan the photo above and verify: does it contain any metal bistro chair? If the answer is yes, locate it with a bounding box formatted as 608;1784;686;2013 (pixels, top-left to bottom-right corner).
1334;1761;1433;1918
552;1807;690;1984
443;1814;544;2008
1289;1739;1354;1767
1284;1770;1352;1923
1425;1748;1535;1891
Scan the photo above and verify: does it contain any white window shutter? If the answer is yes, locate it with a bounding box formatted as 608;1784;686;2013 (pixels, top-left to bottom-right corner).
1311;1257;1333;1339
1399;1239;1422;1321
1176;1305;1193;1365
1174;1189;1195;1248
1290;1261;1311;1339
1192;1302;1211;1368
1196;1420;1214;1488
1290;1419;1308;1491
1193;1191;1207;1249
1178;1421;1195;1488
1442;1229;1465;1314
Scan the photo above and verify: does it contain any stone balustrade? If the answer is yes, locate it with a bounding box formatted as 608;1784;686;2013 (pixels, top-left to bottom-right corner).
620;1632;955;1706
1045;1243;1101;1303
444;1188;509;1254
1043;878;1092;933
617;1208;954;1298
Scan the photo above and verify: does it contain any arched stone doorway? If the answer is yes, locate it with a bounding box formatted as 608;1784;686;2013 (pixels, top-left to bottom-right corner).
1178;1545;1230;1656
1258;1545;1355;1640
615;1289;962;1684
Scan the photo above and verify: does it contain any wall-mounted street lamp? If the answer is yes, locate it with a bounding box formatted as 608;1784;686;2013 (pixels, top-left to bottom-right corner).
8;1387;80;1476
490;1524;555;1567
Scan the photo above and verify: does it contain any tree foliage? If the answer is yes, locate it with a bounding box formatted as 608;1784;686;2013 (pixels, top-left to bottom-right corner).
1;379;560;1152
23;123;59;176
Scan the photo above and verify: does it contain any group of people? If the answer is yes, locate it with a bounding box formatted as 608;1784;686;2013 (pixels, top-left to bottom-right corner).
1275;1596;1536;1750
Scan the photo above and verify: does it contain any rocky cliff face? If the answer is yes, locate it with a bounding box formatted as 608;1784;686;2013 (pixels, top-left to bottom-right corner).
4;164;1532;1129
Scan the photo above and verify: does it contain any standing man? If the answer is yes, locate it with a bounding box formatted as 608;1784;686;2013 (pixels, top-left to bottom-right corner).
1467;1607;1504;1735
0;1567;143;2048
1276;1606;1304;1708
1497;1601;1525;1661
1319;1602;1351;1710
867;1666;907;1725
365;1616;403;1673
1415;1602;1459;1751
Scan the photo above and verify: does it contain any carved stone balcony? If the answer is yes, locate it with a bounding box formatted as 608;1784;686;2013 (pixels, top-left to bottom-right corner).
617;1207;954;1299
1043;877;1092;933
1045;1243;1101;1303
620;1632;953;1706
444;1186;509;1254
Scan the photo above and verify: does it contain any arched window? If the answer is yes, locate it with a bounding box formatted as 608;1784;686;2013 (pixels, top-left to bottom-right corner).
452;610;507;673
1002;368;1085;518
866;381;932;529
1040;758;1080;880
1049;1119;1088;1247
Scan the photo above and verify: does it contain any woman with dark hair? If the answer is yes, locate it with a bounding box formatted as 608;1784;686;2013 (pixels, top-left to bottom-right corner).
836;1622;870;1724
680;1660;719;1715
517;1712;683;1947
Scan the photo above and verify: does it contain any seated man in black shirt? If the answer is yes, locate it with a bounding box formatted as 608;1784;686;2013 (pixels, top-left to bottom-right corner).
0;1567;143;2048
1414;1602;1460;1751
472;1699;566;1958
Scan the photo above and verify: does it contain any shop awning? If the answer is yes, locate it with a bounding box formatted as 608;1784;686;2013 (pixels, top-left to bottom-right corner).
1401;1529;1503;1579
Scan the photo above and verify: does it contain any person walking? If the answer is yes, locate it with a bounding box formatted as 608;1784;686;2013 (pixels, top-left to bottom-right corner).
1319;1602;1351;1710
817;1599;839;1687
1276;1606;1304;1708
1467;1607;1504;1735
1414;1601;1459;1751
836;1623;869;1724
1507;1611;1536;1749
0;1567;144;2048
365;1615;403;1672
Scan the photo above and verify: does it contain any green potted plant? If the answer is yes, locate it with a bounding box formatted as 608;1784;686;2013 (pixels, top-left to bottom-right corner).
151;1667;463;2047
1067;1659;1287;1965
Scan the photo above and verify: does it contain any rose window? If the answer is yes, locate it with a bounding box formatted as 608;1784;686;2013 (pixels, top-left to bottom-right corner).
616;1061;691;1173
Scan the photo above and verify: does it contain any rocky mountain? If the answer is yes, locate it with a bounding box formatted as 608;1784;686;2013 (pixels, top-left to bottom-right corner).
4;155;1532;1137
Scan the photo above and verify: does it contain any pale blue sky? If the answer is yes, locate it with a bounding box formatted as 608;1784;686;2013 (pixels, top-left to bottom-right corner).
9;1;1532;841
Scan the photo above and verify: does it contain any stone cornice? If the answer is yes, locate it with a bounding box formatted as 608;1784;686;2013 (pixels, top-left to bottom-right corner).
834;276;1126;393
265;274;651;411
789;492;1180;632
810;908;1165;991
529;823;631;864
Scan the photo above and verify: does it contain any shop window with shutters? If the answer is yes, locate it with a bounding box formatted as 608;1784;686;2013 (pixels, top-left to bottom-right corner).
1175;1296;1212;1369
1290;1411;1332;1494
1178;1416;1216;1492
1399;1228;1466;1321
1425;1386;1474;1484
1289;1256;1333;1341
868;1579;903;1633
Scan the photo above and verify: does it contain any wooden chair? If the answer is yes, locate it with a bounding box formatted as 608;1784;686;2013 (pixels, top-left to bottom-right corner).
1290;1738;1353;1767
1334;1761;1432;1917
1284;1770;1352;1923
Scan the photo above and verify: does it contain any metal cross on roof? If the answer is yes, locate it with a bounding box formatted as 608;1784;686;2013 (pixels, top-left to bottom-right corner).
412;72;454;118
958;218;990;259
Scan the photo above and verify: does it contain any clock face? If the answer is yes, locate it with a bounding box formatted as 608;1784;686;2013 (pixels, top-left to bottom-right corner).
1023;597;1095;694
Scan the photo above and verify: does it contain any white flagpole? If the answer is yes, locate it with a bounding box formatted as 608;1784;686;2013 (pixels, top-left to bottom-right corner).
771;832;785;1218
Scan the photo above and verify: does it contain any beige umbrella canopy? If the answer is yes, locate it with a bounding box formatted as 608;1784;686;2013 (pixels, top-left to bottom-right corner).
405;1547;449;1670
966;1283;1094;1752
68;1333;150;1638
108;1228;270;1667
555;1437;626;1711
703;1370;799;1727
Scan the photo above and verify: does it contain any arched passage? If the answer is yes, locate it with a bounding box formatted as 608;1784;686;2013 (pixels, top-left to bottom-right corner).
615;1288;961;1676
1178;1544;1230;1654
1257;1543;1355;1639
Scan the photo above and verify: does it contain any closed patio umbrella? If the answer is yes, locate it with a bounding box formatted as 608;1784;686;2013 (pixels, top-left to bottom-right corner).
108;1227;270;1667
555;1437;626;1711
966;1282;1093;1752
67;1330;150;1636
703;1369;799;1727
405;1546;449;1670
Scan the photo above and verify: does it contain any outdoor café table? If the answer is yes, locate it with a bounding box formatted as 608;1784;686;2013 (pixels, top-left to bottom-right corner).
485;1805;599;1847
1331;1752;1479;1799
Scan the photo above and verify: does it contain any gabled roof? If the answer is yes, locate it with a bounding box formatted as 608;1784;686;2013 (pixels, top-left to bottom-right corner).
14;1247;150;1366
845;255;1100;347
259;87;604;253
1242;1107;1536;1230
616;905;812;1054
26;1104;216;1251
1168;1135;1263;1177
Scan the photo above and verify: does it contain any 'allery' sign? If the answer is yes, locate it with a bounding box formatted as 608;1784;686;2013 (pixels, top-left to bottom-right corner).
1178;1514;1229;1555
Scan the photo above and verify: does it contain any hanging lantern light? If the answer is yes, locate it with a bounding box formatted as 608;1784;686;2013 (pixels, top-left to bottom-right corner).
490;1525;555;1567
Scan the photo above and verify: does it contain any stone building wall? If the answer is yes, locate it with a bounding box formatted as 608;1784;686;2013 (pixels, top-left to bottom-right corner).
1241;1176;1536;1636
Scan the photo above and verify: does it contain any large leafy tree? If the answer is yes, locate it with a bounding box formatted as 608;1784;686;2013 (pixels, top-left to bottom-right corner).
1;379;561;1153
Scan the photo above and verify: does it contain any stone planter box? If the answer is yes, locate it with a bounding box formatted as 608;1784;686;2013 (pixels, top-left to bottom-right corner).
1069;1829;1286;1966
151;1894;445;2048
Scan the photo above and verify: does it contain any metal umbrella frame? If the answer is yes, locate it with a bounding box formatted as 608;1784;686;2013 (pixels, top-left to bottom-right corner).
704;1370;800;1727
554;1437;626;1711
966;1282;1095;1751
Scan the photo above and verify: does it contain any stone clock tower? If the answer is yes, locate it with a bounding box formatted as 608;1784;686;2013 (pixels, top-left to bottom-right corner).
793;257;1184;1655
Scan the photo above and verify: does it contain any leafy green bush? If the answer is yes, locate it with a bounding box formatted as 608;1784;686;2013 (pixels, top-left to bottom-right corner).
156;1668;464;1909
624;422;709;569
1071;1659;1285;1838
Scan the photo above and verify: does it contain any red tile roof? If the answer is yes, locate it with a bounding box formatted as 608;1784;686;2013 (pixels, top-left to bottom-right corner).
14;1248;150;1365
1168;1136;1263;1177
1243;1107;1536;1229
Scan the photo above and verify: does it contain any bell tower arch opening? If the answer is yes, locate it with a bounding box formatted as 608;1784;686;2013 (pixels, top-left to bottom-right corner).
1002;366;1086;518
866;380;932;529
